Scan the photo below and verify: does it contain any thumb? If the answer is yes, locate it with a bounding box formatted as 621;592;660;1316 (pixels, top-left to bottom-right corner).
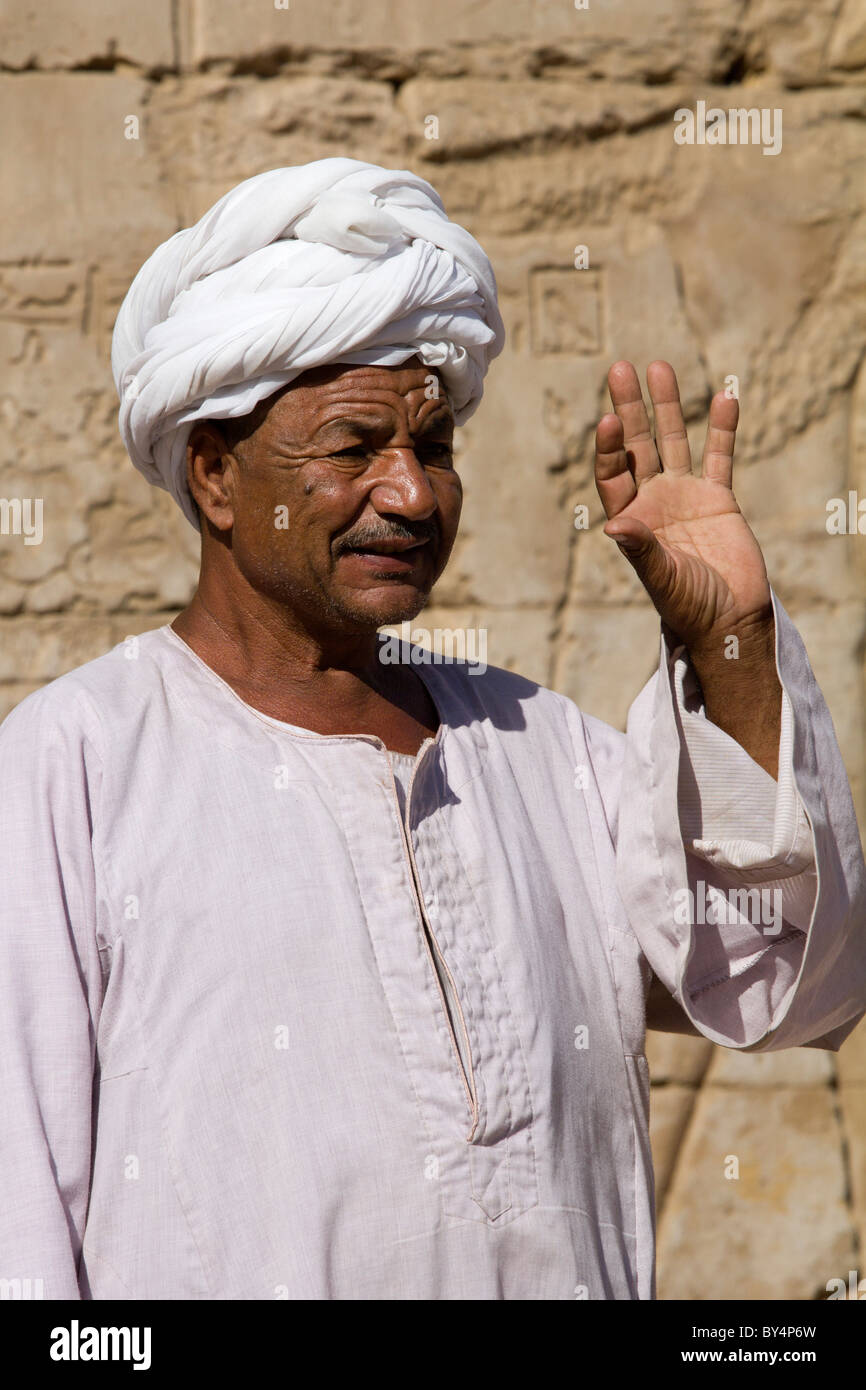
604;520;677;598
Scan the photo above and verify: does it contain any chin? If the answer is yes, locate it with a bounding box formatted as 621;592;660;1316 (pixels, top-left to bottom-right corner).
344;584;431;630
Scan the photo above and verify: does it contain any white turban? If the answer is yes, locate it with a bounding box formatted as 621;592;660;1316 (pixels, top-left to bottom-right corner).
111;157;505;529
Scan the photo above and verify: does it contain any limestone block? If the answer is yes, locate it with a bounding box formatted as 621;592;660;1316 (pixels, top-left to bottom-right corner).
665;179;844;412
837;1016;866;1088
0;466;88;585
828;0;866;70
25;571;79;614
733;403;849;527
189;0;803;86
572;522;649;607
147;75;407;224
745;0;844;87
400;78;685;164
705;1047;834;1088
650;1084;698;1208
646;1032;714;1085
66;493;200;613
756;529;854;611
0;618;117;683
0;76;177;263
555;602;661;731
0;311;200;614
0;577;25;615
839;1087;866;1260
848;355;866;589
476;607;555;685
447;358;585;608
1;1;174;70
0;614;183;689
657;1085;854;1299
384;604;555;687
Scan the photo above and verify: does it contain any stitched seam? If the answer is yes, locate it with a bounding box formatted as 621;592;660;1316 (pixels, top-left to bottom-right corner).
430;775;539;1201
421;826;504;1144
336;774;443;1196
688;928;804;999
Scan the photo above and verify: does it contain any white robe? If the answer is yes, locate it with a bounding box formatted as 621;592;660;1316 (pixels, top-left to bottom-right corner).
0;591;863;1300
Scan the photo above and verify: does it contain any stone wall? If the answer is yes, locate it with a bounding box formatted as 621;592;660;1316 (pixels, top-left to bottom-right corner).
1;0;864;1299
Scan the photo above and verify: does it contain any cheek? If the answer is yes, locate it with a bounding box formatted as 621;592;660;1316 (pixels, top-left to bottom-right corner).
436;473;463;532
279;470;362;564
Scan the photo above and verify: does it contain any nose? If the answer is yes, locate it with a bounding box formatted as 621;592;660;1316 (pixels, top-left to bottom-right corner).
366;447;439;521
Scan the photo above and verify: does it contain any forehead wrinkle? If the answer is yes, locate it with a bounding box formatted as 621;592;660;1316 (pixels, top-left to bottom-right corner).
308;394;454;440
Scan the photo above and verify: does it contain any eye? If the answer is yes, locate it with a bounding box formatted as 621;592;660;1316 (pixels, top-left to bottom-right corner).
331;445;370;459
418;441;454;463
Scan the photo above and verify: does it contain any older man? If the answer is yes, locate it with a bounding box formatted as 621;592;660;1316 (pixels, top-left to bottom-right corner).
1;158;864;1302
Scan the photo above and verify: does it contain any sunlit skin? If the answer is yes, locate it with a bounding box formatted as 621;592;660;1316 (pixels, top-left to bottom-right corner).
172;357;460;754
596;359;782;781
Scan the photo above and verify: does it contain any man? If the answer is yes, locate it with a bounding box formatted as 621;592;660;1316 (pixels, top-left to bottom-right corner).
1;158;864;1301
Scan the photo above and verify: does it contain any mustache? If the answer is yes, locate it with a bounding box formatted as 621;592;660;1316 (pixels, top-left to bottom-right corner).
335;520;438;553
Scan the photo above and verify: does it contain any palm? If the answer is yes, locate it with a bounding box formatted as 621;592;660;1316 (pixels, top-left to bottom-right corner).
595;361;771;650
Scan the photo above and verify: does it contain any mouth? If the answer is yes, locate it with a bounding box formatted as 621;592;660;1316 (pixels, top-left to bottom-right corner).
339;538;431;575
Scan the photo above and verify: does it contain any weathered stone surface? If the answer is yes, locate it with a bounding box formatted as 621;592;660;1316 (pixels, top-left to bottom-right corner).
555;602;661;731
189;0;852;87
1;1;174;70
840;1087;866;1259
649;1084;698;1208
705;1046;834;1088
400;78;689;163
0;76;178;262
745;0;849;87
5;618;133;683
657;1086;855;1299
828;0;866;70
838;1017;866;1089
382;604;554;686
646;1032;714;1086
147;75;407;224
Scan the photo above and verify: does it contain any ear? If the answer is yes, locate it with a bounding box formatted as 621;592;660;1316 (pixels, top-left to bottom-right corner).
186;423;236;532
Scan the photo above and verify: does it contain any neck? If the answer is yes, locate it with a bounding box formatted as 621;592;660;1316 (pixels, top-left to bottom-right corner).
170;583;440;749
173;587;382;685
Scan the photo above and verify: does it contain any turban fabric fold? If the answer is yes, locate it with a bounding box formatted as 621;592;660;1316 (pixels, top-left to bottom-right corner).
111;158;505;528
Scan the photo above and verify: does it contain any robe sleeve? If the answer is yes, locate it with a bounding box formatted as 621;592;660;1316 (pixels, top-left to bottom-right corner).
612;589;866;1052
0;684;104;1299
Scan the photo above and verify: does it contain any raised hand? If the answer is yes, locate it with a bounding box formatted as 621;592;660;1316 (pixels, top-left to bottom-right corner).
595;360;781;776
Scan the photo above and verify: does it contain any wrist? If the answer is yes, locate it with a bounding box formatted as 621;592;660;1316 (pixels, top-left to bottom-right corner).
686;612;777;685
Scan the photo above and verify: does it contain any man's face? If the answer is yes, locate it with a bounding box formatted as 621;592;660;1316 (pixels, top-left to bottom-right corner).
198;358;462;633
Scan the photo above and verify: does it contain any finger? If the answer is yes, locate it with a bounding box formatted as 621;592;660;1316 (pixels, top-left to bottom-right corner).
701;390;739;487
595;412;637;519
607;361;660;483
646;360;692;476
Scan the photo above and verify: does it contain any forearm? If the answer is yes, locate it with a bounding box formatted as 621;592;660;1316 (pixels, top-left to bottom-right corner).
686;615;782;779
